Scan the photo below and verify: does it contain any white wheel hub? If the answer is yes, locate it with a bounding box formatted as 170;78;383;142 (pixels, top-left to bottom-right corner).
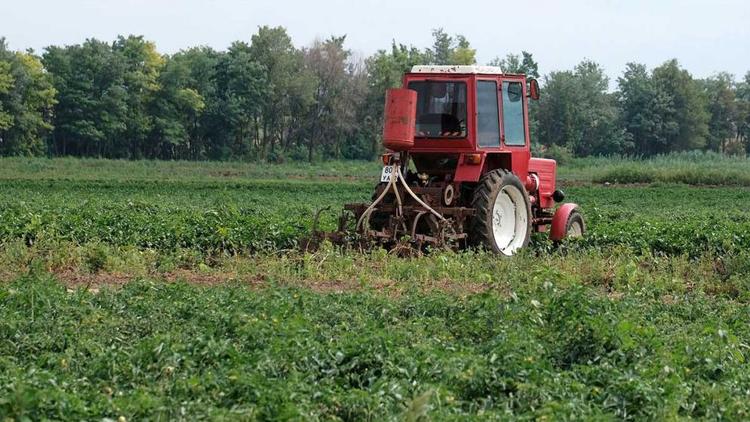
491;184;529;255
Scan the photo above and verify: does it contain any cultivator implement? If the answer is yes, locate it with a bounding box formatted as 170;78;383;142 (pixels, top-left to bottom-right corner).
305;157;474;252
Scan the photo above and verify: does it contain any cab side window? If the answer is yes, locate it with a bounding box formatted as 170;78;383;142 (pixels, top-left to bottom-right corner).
476;80;500;147
502;81;526;146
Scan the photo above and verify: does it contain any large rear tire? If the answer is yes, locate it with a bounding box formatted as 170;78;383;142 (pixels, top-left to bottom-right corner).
471;169;532;256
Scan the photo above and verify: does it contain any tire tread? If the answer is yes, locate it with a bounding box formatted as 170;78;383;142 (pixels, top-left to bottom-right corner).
469;169;532;254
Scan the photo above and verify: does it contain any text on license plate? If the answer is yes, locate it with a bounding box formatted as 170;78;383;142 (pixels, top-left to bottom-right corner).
380;165;394;183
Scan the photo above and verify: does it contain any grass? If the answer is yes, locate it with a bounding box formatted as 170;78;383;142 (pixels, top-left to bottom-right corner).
3;150;750;186
2;153;750;419
576;151;750;186
0;157;381;182
1;179;749;256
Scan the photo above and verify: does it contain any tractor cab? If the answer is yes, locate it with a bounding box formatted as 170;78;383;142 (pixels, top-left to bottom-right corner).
389;66;547;204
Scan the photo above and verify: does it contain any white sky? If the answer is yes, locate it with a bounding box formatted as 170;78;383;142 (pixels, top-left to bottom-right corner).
3;0;749;82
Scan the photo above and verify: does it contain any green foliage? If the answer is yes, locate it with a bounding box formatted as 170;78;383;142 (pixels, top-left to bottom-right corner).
423;29;476;66
739;72;750;153
588;151;750;186
616;60;715;157
0;39;57;156
617;62;676;156
652;59;710;152
249;26;315;160
702;72;739;153
534;143;574;165
1;157;750;419
303;36;366;162
42;39;129;157
3;263;750;419
488;51;539;79
1;155;750;259
0;59;14;131
82;242;108;273
2;32;750;161
538;60;627;156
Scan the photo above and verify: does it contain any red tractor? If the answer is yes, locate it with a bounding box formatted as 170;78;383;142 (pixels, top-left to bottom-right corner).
317;65;584;255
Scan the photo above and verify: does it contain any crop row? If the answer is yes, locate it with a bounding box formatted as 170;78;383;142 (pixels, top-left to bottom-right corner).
1;180;749;256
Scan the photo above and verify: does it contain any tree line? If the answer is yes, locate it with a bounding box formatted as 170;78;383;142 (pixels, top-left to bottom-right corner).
1;28;749;161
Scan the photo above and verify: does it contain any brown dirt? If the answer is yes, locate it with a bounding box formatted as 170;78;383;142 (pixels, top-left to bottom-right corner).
285;174;366;182
45;269;499;297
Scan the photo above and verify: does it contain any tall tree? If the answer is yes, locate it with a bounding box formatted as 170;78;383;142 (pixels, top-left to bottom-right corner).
737;72;750;153
537;60;626;156
425;29;475;65
163;47;223;159
112;35;165;158
150;52;206;159
426;29;452;65
43;39;128;157
249;26;313;159
702;73;738;153
0;55;13;134
651;59;709;152
0;39;57;155
216;41;268;159
617;62;676;156
303;36;365;161
449;35;476;65
488;51;539;78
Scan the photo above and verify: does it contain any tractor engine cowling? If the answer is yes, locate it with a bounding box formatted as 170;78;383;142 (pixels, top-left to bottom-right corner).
382;88;417;151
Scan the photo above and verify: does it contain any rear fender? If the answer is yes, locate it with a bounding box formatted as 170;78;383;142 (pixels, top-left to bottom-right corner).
550;203;580;241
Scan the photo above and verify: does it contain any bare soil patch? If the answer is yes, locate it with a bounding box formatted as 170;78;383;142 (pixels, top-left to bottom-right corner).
39;269;500;296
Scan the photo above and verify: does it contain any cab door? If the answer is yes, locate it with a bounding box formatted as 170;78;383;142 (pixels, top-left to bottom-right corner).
475;78;502;149
500;78;531;177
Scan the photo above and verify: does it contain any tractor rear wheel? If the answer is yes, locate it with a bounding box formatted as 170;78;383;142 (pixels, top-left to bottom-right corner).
470;169;532;256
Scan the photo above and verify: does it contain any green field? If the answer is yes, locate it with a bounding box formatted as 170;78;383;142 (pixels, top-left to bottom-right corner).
2;155;750;420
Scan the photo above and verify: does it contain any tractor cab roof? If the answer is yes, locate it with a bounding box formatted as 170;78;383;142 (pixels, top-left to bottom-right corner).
409;65;525;77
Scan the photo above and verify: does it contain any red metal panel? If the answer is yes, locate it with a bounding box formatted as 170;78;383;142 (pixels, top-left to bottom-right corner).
454;153;485;182
382;88;417;151
528;157;557;209
508;149;529;180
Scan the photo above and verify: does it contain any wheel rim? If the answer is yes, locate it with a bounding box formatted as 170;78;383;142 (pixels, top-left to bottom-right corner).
567;219;583;238
491;184;528;255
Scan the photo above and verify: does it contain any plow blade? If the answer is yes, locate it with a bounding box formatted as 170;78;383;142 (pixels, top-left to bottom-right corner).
301;202;473;253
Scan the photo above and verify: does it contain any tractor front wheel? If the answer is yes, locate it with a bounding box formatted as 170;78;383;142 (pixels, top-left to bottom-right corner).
470;169;532;256
564;209;585;238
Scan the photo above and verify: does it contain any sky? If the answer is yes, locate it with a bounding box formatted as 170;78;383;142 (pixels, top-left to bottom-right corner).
3;0;749;82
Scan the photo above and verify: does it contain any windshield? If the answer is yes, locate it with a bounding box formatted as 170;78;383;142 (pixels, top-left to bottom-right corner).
408;81;467;138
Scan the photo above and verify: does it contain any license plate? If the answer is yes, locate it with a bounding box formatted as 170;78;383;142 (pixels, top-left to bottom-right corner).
380;165;394;183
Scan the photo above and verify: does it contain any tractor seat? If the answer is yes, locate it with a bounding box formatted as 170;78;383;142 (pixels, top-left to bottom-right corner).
416;113;463;137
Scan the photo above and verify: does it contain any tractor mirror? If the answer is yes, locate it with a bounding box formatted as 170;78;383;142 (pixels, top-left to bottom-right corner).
528;79;540;100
